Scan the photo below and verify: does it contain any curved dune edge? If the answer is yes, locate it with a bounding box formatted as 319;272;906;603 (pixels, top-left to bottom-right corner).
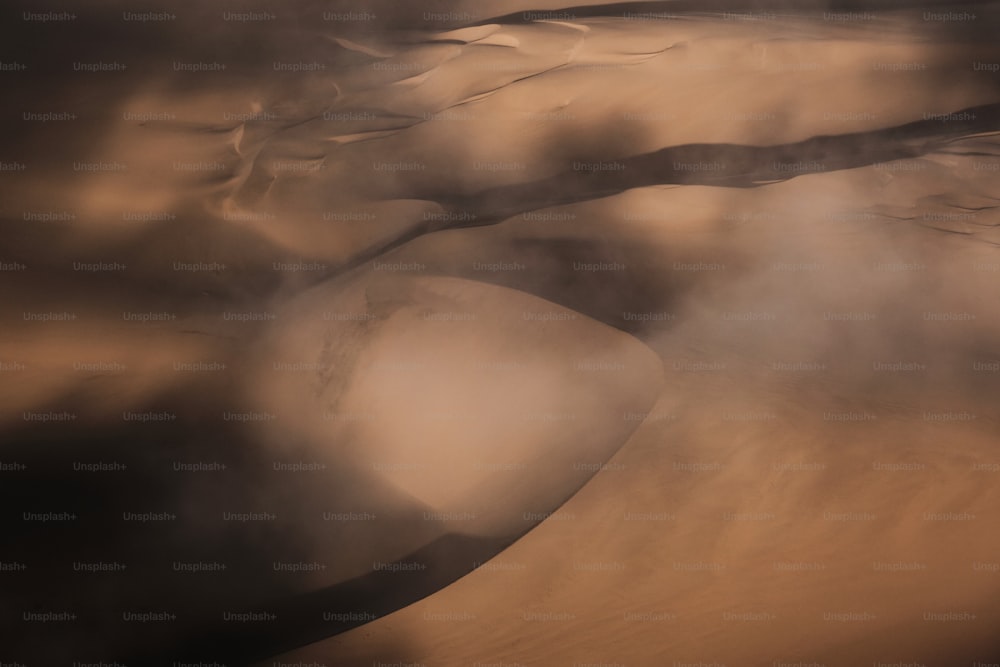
93;273;665;667
251;272;664;538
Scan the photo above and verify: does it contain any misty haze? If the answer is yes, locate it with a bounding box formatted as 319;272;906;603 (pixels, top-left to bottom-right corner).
1;1;999;665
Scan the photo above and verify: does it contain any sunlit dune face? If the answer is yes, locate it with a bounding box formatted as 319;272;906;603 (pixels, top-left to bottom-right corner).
250;274;662;535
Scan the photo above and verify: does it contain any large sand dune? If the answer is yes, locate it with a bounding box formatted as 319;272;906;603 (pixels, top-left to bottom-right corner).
1;0;999;665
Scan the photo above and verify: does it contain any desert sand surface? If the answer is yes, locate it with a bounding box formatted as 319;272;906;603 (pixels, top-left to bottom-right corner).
1;1;999;665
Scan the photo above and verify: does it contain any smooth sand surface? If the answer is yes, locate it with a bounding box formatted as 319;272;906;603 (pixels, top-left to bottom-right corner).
2;0;999;665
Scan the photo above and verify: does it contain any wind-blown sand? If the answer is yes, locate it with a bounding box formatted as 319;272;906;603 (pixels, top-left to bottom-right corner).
2;0;999;665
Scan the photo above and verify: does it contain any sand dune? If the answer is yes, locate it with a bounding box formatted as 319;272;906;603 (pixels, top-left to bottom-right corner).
2;0;999;665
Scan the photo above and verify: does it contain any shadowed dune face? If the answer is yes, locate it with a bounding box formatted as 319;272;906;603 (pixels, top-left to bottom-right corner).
2;0;1000;665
